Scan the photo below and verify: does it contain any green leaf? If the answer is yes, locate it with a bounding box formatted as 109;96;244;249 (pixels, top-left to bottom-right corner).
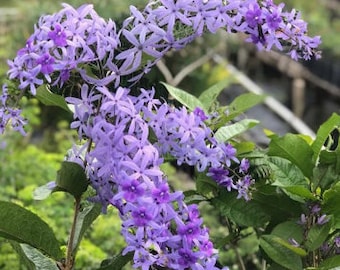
72;203;102;255
260;235;303;270
283;186;316;202
55;161;88;199
234;141;256;155
196;173;218;199
311;113;340;164
319;255;340;270
198;77;234;110
268;157;307;187
162;82;206;112
312;165;339;192
183;190;208;204
0;201;62;260
11;242;59;270
36;85;71;112
268;133;314;178
224;92;265;121
305;221;332;252
214;119;259;143
268;157;314;201
271;221;304;248
253;185;302;228
322;182;340;228
212;191;270;227
98;252;134;270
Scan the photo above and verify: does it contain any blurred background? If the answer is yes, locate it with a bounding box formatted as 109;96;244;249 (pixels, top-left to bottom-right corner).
0;0;339;269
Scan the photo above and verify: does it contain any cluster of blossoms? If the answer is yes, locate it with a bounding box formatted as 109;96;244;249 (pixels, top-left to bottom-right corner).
67;85;231;269
0;84;26;135
1;1;322;269
65;83;252;268
6;0;321;97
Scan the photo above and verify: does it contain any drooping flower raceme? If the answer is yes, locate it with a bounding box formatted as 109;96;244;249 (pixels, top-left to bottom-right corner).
67;86;227;269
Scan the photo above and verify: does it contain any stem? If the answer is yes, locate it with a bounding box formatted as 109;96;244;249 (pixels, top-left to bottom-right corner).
64;197;81;270
234;245;246;270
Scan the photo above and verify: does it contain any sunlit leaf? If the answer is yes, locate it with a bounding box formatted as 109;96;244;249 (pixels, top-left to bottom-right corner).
198;77;234;111
162;82;206;112
214;119;259;143
224;92;265;122
268;133;314;178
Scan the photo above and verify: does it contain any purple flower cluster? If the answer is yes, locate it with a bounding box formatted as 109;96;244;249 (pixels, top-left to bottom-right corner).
0;84;26;135
7;3;119;95
142;101;254;200
66;86;227;269
7;0;321;97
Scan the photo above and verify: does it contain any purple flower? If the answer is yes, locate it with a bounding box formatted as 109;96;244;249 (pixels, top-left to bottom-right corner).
317;214;330;225
122;179;145;202
132;206;154;226
194;107;208;121
152;183;170;203
178;247;198;267
245;3;263;28
36;53;55;75
178;220;201;241
48;24;67;47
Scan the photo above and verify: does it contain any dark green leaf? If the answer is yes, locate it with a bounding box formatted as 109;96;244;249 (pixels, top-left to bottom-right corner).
312;165;339;193
162;82;206;112
0;201;62;260
319;255;340;270
55;161;88;199
253;185;302;230
260;235;303;270
311;113;340;164
212;191;270;227
196;173;218;199
36;85;71;112
268;133;314;178
224;92;265;122
198;77;234;111
11;242;59;270
271;221;304;247
72;203;102;255
322;182;340;228
305;221;332;252
214;119;259;143
183;190;207;204
98;252;133;270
